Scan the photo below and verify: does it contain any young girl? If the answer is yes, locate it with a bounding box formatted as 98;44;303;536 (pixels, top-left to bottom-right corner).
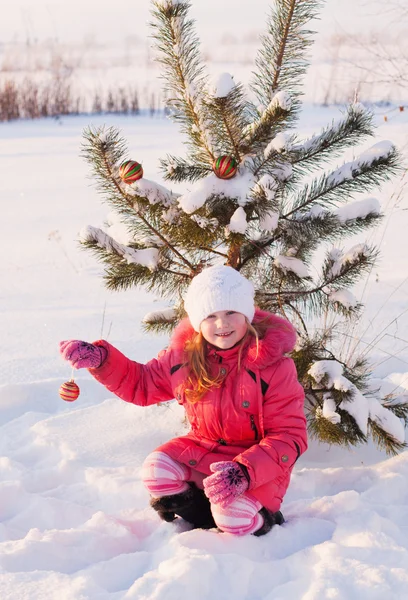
60;265;307;536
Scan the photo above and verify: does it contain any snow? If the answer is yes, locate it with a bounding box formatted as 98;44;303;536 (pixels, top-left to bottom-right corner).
210;72;236;98
309;361;405;441
301;197;382;225
190;214;219;230
274;255;310;278
329;289;358;309
80;225;160;270
327;142;395;187
0;107;408;599
329;243;371;277
129;177;178;208
228;207;248;234
259;210;279;232
271;91;292;111
254;174;278;202
178;169;255;214
143;308;177;323
264;132;292;157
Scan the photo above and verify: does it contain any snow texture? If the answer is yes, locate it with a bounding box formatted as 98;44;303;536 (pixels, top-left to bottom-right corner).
274;255;310;278
129;177;178;207
329;288;358;308
254;174;278;202
178;170;255;214
264;132;292;157
309;361;405;441
228;207;248;233
190;214;219;230
210;72;236;98
259;210;279;232
329;243;370;277
80;225;159;270
143;308;177;323
271;91;292;111
335;197;381;223
1;110;407;600
327;141;395;186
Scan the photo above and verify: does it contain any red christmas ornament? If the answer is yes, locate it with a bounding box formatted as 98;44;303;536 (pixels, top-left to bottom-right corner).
213;156;238;180
119;160;143;184
59;380;80;402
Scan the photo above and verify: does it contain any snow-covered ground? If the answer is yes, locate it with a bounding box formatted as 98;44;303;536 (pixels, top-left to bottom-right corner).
1;105;408;598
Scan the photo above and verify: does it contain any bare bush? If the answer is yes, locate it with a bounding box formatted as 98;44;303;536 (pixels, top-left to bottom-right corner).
0;77;145;122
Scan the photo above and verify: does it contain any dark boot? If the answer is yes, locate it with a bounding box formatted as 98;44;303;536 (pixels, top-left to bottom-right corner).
150;483;216;529
253;508;284;537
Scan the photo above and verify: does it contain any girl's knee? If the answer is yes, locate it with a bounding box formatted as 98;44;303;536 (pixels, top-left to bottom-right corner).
211;494;264;536
141;451;191;497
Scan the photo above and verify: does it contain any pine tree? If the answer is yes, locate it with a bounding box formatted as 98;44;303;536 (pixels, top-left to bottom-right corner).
80;0;408;455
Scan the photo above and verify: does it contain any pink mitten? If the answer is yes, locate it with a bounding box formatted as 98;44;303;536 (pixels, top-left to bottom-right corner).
203;461;249;508
59;340;107;369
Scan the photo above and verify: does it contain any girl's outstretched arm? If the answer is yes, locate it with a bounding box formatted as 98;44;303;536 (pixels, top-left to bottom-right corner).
234;357;307;489
87;340;175;406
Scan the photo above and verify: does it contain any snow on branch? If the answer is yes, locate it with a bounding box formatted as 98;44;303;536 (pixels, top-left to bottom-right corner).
243;93;291;145
327;141;395;186
274;255;310;278
143;307;178;323
308;360;405;442
328;289;358;309
328;244;370;278
335;197;381;223
80;225;159;270
228;207;248;234
300;197;381;224
190;214;219;230
291;103;374;165
210;72;236;98
264;133;293;158
126;178;179;208
259;210;279;232
178;169;255;213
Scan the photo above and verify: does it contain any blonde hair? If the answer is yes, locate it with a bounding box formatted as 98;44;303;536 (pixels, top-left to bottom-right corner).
184;318;270;403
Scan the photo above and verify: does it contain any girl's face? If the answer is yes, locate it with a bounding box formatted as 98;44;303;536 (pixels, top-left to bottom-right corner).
200;310;248;349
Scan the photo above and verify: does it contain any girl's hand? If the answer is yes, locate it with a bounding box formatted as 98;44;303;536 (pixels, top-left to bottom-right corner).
59;340;107;369
203;461;249;508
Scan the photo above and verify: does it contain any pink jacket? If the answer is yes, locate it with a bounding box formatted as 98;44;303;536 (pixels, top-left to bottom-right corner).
89;309;307;511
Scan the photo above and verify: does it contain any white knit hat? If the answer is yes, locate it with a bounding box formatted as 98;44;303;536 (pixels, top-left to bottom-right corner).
183;265;255;332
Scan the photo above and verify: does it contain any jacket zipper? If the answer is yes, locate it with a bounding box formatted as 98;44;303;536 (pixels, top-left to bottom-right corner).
214;353;226;444
250;415;258;440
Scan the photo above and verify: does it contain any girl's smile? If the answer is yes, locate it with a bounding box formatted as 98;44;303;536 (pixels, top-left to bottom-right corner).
200;310;248;349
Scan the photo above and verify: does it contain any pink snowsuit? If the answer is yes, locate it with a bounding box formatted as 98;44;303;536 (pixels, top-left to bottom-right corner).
89;309;307;512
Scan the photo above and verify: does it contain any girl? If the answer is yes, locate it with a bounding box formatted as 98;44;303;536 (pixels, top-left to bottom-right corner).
60;265;307;536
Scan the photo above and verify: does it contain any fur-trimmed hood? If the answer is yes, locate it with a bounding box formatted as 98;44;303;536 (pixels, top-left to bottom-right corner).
168;309;297;368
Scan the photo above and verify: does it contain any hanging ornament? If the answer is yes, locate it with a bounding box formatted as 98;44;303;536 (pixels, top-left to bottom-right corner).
59;380;80;402
213;156;238;180
119;160;144;184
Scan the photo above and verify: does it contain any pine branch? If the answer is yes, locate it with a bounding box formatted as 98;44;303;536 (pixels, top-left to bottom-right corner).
203;83;252;161
286;143;400;217
150;1;215;163
82;126;198;274
160;154;211;183
251;0;322;120
242;99;290;158
256;244;377;318
369;419;407;456
290;104;374;175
